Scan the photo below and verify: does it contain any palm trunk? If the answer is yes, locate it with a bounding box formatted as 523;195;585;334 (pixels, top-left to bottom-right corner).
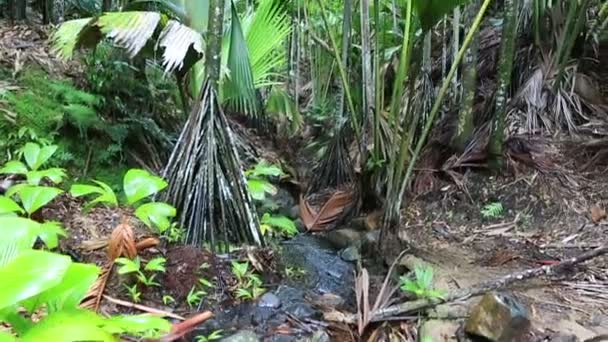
205;0;224;89
337;0;352;123
103;0;112;11
489;0;520;169
360;0;373;168
454;0;480;151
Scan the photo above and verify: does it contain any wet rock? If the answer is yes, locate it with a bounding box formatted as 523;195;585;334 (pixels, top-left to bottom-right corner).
339;245;361;262
289;205;300;219
280;236;355;302
419;319;459;342
221;330;259;342
324;228;363;250
294;218;305;232
548;333;577;342
272;188;297;217
258;292;281;309
270;336;297;342
465;292;531;342
286;302;316;320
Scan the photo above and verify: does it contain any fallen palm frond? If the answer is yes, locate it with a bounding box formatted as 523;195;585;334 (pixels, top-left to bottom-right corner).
156;311;214;342
300;188;355;231
79;263;112;311
162;81;263;248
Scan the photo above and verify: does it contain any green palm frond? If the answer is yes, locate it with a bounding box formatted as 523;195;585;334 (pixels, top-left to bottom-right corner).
52;12;202;73
265;88;303;133
51;18;94;59
242;0;292;87
224;1;260;115
157;20;205;73
97;11;161;57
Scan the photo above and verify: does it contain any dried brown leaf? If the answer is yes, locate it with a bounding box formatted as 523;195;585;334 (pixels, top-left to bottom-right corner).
80;262;112;311
300;190;354;231
136;237;160;252
156;311;213;342
108;217;137;260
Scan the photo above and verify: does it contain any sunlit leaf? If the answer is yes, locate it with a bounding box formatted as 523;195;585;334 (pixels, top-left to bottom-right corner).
20;309;115;342
134;202;176;232
38;221;67;250
22;143;57;171
246;179;277;201
0;250;71;310
102;314;171;338
115;257;141;274
17;186;63;215
0;196;24;215
26;168;67;185
123;169;168;204
260;213;297;237
0;161;28;175
22;262;100;313
51;18;94;59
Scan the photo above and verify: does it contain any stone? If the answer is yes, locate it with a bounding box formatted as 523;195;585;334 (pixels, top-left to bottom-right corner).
286;302;316;320
289;205;300;219
221;330;259;342
419;319;459;342
294;218;305;232
465;292;531;342
258;292;281;309
324;228;363;250
339;245;361;262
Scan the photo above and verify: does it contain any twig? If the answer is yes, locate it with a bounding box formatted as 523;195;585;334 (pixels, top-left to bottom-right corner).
327;245;608;324
102;295;185;320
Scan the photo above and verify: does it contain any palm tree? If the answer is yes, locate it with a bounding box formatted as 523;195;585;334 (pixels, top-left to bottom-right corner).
489;0;520;169
52;0;291;248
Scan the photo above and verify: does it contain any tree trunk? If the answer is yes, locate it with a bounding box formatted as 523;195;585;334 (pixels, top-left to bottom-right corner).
102;0;112;12
13;0;26;20
337;0;352;122
489;0;519;169
453;0;480;151
204;0;224;90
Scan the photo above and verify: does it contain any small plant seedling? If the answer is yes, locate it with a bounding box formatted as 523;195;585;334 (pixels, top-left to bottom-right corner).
198;276;214;289
186;287;206;308
115;256;166;287
285;266;307;279
230;261;265;300
162;295;175;305
125;283;142;303
399;265;445;300
195;329;223;342
481;202;504;219
244;160;283;201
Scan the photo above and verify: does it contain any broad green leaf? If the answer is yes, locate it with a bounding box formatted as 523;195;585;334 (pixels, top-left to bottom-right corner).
0;331;16;342
70;181;118;208
245;161;283;178
17;186;63;215
26;168;67;185
414;0;473;31
22;262;100;313
260;213;297;237
0;250;71;310
0;161;28;175
144;257;166;273
23;143;57;171
38;221;67;249
0;217;42;267
134;202;176;232
123;169;168;204
21;309;116;342
5;183;27;198
246;179;277;200
115;257;141;274
0;196;24;215
102;314;171;338
0;306;34;335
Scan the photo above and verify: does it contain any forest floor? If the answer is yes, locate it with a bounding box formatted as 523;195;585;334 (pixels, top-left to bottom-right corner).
2;19;608;342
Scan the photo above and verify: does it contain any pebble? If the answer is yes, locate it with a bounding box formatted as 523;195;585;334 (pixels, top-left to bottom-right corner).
258;292;281;309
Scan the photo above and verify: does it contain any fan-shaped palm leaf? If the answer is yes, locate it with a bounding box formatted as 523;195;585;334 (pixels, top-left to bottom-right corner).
51;18;95;59
223;1;259;115
97;11;161;57
242;0;292;87
157;20;204;73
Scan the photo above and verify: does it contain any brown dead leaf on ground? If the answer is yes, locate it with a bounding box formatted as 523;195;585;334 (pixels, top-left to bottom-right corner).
590;205;606;224
108;217;137;260
300;190;354;231
80;263;113;311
